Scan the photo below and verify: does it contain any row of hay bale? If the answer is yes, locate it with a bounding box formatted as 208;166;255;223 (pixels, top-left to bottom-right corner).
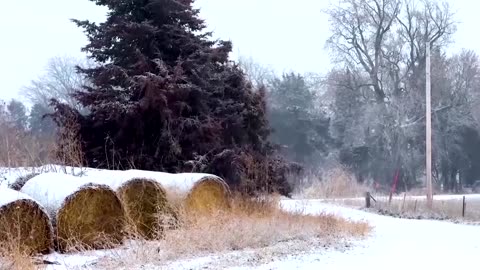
0;170;230;255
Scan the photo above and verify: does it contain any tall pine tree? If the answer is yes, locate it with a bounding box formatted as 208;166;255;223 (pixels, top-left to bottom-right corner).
51;0;294;195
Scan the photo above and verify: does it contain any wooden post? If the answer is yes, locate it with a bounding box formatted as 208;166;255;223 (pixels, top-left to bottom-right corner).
426;41;433;209
402;193;407;212
462;196;466;218
366;192;371;208
414;200;418;212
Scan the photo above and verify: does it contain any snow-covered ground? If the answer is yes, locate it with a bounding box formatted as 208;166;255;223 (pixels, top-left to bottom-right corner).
2;166;480;269
253;200;480;269
35;199;480;270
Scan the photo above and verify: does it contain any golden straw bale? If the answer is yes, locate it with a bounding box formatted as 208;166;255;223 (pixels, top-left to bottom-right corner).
19;173;126;253
0;188;54;255
55;183;125;252
184;176;231;213
116;178;177;239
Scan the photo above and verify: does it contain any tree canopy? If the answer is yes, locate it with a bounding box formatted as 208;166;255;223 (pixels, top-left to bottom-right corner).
51;0;295;195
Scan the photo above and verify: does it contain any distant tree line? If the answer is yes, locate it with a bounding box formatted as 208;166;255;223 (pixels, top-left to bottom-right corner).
10;0;480;195
239;0;480;193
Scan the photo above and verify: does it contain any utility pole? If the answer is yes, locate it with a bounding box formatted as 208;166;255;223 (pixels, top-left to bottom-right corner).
426;41;433;208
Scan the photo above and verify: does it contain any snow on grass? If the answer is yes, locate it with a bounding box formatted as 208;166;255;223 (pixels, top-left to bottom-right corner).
4;165;480;269
21;197;480;270
33;196;367;270
82;199;480;270
43;250;110;270
236;199;480;270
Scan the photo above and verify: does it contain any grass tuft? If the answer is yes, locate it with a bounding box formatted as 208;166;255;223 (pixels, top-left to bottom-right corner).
96;194;370;268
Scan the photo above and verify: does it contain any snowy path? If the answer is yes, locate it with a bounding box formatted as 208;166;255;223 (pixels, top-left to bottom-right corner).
233;200;480;269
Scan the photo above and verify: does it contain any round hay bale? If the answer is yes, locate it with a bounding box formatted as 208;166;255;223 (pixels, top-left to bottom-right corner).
136;172;231;213
182;175;231;213
114;178;175;239
78;171;178;238
8;172;40;191
19;173;125;253
0;187;53;255
81;170;230;217
116;171;231;213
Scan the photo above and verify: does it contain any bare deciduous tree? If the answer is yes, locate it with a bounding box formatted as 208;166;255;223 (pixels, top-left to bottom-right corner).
326;0;401;102
324;0;478;191
238;56;275;88
21;56;93;112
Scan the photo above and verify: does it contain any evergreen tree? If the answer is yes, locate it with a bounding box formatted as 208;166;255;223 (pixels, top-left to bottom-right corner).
51;0;294;195
7;99;28;131
29;103;57;139
268;73;331;165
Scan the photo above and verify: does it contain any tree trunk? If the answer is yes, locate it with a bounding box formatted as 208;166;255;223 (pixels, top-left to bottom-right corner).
442;165;449;193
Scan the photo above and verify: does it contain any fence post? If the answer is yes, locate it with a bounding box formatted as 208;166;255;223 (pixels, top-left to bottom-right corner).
366;192;371;208
462;196;466;218
402;193;407;212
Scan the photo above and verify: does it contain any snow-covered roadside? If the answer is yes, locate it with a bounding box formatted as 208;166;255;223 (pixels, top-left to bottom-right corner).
32;199;480;269
154;200;480;270
228;200;480;270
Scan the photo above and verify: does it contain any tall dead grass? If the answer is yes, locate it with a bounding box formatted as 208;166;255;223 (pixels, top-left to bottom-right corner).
299;167;368;199
0;250;38;270
0;128;56;168
98;194;370;268
0;112;84;170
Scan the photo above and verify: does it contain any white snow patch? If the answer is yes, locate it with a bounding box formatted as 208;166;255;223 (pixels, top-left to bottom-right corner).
80;169;222;194
0;187;35;207
246;199;480;269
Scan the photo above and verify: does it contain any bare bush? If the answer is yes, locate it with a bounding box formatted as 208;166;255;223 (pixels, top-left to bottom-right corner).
297;166;369;199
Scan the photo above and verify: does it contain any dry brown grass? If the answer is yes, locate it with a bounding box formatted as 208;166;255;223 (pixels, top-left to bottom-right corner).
97;194;370;269
0;128;57;168
0;250;38;270
299;167;368;199
0;110;85;170
55;116;85;169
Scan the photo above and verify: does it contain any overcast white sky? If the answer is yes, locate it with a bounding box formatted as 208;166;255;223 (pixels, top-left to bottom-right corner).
0;0;478;102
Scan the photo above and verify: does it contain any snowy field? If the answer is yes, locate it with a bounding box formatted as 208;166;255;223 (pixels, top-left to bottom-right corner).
32;199;480;270
2;167;480;269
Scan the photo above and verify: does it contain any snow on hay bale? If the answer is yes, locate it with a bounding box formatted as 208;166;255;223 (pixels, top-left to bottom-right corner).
83;169;231;213
151;172;231;213
86;174;176;240
8;172;40;191
0;187;54;255
19;173;125;252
